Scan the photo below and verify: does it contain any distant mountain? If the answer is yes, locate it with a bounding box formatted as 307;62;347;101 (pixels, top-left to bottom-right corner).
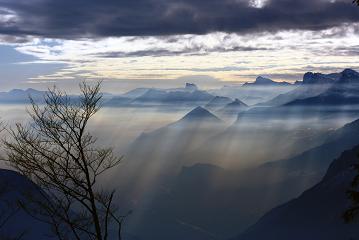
116;106;225;213
219;98;248;116
0;88;45;103
184;83;198;91
285;69;359;106
121;105;224;179
122;88;152;98
121;83;199;100
205;96;233;110
243;76;291;87
106;83;203;106
179;106;222;123
301;72;339;85
210;79;295;106
261;71;340;106
104;96;133;106
132;88;214;104
235;144;359;240
338;68;359;84
226;98;248;107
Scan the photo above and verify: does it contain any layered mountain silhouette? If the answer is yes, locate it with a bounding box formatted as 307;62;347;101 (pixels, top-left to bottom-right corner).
205;96;233;110
260;70;343;106
121;88;150;98
133;116;359;240
132;88;214;104
0;88;45;103
286;69;359;106
219;98;248;115
301;72;339;85
106;83;215;106
243;76;291;87
235;144;359;240
211;77;295;105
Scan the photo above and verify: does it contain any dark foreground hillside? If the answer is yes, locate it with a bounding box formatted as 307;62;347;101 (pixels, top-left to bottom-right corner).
235;144;359;240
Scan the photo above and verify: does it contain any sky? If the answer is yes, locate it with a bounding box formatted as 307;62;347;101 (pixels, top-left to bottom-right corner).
0;0;359;92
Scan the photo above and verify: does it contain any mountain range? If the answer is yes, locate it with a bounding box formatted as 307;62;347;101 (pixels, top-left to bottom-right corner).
286;69;359;106
0;88;45;103
262;68;359;107
1;69;359;109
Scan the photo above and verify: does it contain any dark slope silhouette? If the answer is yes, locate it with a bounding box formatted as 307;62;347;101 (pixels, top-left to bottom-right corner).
235;144;359;240
0;169;51;239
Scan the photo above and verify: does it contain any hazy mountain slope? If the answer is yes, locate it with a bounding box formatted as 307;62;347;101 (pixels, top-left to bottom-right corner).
134;117;359;240
205;96;233;110
121;88;152;98
219;98;248;115
184;105;342;169
116;106;225;196
235;144;359;240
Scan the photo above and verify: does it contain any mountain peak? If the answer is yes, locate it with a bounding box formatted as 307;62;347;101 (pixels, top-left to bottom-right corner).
227;98;248;107
181;106;221;122
342;68;359;76
255;76;274;85
185;83;198;91
342;68;359;79
243;76;290;87
303;72;334;84
339;69;359;83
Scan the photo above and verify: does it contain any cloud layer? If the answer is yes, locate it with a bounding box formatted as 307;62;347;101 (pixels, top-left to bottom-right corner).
0;0;359;39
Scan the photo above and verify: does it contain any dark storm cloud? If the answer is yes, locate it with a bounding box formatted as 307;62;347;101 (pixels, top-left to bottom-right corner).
93;46;271;58
0;0;359;39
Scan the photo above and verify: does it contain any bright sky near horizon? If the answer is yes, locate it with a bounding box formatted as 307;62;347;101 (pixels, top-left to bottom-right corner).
1;0;359;92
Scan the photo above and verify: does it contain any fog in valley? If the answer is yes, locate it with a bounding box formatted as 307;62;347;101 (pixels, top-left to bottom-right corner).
2;80;359;240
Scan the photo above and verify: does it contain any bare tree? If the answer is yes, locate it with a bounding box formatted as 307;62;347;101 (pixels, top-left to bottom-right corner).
2;83;128;240
354;0;359;6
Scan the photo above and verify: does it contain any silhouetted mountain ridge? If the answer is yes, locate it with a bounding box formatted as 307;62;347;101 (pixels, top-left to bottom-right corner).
235;144;359;240
243;76;291;87
285;69;359;106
